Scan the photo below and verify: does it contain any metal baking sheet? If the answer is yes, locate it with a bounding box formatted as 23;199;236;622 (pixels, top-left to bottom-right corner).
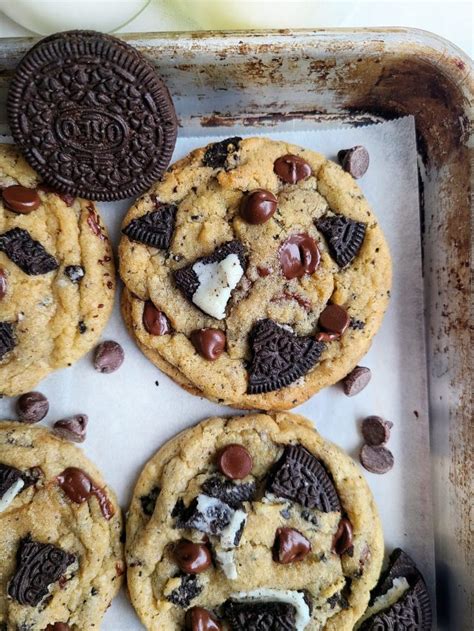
0;29;471;630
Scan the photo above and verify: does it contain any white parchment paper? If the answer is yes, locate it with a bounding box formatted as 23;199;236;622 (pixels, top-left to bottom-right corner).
0;117;436;629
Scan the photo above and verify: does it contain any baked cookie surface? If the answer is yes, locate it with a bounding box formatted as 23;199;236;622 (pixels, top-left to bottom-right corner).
0;422;124;630
126;413;384;631
0;144;115;396
119;136;391;410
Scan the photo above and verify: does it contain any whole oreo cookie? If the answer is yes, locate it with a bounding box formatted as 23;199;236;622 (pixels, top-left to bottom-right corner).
8;30;177;201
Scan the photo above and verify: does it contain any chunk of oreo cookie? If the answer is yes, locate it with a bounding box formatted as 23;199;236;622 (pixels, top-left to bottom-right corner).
8;30;177;201
0;463;22;500
8;535;76;606
201;476;256;510
140;486;161;516
203;137;241;169
174;494;233;535
316;214;366;268
360;579;432;631
370;548;425;603
247;319;325;394
267;444;341;512
222;600;296;631
122;203;177;249
0;228;59;275
166;573;202;608
0;321;15;360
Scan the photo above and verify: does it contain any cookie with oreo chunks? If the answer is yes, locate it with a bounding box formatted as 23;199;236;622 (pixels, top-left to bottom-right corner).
0;144;115;396
119;136;391;410
126;412;384;631
8;30;177;201
0;422;123;630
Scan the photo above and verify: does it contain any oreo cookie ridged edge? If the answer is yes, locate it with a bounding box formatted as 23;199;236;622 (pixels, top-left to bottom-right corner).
7;30;178;201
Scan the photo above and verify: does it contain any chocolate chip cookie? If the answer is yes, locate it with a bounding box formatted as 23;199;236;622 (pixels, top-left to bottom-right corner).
119;136;391;410
126;412;384;630
0;422;124;630
0;144;115;396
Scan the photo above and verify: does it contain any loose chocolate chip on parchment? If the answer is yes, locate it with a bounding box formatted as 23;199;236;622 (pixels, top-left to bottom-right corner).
0;228;59;275
338;145;370;179
247;319;325;394
0;321;15;360
94;340;124;373
361;416;393;446
316;214;366;268
8;535;76;606
17;391;49;423
360;444;394;474
122;203;177;249
342;366;372;396
53;414;88;443
267;444;341;512
203;137;241;169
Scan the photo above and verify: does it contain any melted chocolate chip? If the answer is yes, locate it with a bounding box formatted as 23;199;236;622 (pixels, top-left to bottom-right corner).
53;414;88;443
93;340;124;373
0;228;58;275
185;607;222;631
203;137;241;169
122;203;177;249
17;391;49;423
279;233;320;279
319;304;350;335
8;535;75;606
338;146;370;179
217;445;253;480
57;467;114;520
315;331;340;343
273;527;311;564
333;518;354;555
240;189;277;224
2;185;40;214
274;154;312;183
143;301;171;335
174;540;211;574
191;328;226;361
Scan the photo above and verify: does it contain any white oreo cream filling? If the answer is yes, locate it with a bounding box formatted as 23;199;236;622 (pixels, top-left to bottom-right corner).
0;477;24;513
231;588;311;630
220;508;247;550
355;577;410;628
215;549;238;580
192;253;244;319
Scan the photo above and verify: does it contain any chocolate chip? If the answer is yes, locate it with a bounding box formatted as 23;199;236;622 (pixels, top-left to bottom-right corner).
0;228;59;275
166;573;202;608
360;444;394;474
93;340;124;373
361;416;393;446
122;203;177;249
274;154;312;183
201;476;256;509
247;319;325;394
342;366;372;396
185;607;222;631
174;495;233;536
8;31;177;201
273;527;311;564
2;185;40;214
316;214;366;268
223;599;297;630
44;624;70;631
174;540;211;574
338;146;370;179
140;486;161;516
143;301;171;335
57;467;114;520
359;579;432;631
0;268;6;301
267;444;341;512
17;391;49;423
315;331;340;343
240;189;277;224
333;518;354;555
0;321;15;360
53;414;88;443
8;535;75;606
279;233;320;279
217;445;253;480
191;328;226;361
202;137;241;168
78;321;87;334
64;265;84;283
0;463;22;501
319;304;350;336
